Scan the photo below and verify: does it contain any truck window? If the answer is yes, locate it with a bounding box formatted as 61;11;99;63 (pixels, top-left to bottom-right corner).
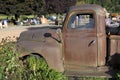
68;13;94;29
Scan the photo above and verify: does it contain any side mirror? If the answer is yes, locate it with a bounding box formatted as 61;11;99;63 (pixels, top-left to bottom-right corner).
44;32;61;43
44;33;52;38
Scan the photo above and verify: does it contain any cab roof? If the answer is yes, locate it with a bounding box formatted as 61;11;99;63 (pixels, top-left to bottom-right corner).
68;4;105;16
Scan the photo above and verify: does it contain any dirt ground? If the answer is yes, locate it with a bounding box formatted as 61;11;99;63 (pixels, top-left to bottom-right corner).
0;24;55;42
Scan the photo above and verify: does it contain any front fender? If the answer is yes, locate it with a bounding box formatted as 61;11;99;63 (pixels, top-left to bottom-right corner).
17;41;64;72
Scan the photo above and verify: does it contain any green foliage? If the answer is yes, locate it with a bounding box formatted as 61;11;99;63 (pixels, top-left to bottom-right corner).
0;38;67;80
77;0;120;13
20;15;34;20
45;0;77;14
0;41;22;80
0;0;45;15
0;0;119;16
117;72;120;80
0;38;24;80
25;55;67;80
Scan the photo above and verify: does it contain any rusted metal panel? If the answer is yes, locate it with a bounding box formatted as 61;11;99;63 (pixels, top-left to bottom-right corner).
63;4;106;71
108;35;120;67
68;4;105;17
63;30;97;66
97;14;106;66
17;4;107;73
17;27;64;72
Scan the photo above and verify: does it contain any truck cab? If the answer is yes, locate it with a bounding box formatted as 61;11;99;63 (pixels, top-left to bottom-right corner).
17;4;120;77
63;4;106;70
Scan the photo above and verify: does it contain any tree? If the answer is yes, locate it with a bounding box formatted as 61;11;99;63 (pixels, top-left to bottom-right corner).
23;0;45;16
45;0;77;14
82;0;120;13
0;0;45;18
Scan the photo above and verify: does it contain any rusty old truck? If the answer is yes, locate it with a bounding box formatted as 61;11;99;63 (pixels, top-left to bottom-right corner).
17;4;120;77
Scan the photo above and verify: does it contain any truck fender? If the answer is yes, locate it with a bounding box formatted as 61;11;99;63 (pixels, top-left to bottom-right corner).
17;41;64;72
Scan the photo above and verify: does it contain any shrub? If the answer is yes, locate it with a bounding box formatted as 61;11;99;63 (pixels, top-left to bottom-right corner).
117;72;120;80
0;38;67;80
26;55;67;80
0;38;24;80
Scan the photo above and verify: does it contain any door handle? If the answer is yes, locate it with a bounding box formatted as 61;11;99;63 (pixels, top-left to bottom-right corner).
88;40;96;47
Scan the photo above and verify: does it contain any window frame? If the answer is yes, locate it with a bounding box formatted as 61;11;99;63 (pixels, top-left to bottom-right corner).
67;10;96;30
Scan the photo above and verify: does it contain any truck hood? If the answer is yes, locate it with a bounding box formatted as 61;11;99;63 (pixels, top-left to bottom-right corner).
18;27;61;43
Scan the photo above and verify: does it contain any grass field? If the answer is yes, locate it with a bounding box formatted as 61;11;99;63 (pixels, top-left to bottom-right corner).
0;14;35;20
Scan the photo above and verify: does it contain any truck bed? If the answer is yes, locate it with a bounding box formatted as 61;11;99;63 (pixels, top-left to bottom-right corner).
107;35;120;68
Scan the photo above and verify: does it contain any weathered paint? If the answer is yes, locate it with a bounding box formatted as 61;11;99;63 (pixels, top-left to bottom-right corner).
108;35;120;67
63;4;106;71
17;4;109;74
17;27;64;72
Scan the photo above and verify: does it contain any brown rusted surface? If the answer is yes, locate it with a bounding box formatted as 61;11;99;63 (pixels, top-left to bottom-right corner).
67;4;105;17
63;4;106;71
65;68;118;78
17;4;118;77
17;27;64;72
108;35;120;67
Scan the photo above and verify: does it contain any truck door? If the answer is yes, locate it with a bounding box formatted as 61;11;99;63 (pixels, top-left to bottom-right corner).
63;11;98;69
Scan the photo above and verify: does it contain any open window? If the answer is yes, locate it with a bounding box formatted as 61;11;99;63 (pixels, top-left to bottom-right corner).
68;13;94;29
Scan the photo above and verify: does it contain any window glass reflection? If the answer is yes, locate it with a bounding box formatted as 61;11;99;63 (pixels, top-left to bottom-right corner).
68;13;94;29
